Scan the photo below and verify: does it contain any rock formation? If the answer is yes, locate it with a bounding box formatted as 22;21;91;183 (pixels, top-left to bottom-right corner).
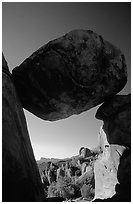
94;127;123;200
12;29;127;121
94;94;131;202
79;147;93;158
3;29;129;202
96;94;131;147
77;128;122;201
2;54;44;201
98;126;109;152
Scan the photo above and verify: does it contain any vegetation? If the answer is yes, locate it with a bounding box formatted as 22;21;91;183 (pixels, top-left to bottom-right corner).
81;184;95;200
37;152;97;201
48;176;81;200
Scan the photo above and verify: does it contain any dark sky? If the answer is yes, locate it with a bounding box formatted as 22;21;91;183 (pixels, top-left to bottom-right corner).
2;2;131;159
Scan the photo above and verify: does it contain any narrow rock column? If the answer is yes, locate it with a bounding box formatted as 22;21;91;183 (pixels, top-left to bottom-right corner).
2;54;44;201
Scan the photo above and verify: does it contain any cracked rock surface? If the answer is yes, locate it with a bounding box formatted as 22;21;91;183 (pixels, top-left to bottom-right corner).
12;29;127;121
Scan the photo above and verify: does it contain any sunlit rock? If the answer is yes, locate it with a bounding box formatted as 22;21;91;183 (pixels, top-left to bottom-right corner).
94;127;121;200
94;94;131;201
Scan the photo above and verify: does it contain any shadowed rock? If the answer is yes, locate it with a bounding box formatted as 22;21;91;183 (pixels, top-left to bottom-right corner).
12;29;127;121
2;54;44;201
96;94;131;147
116;148;131;200
79;147;93;158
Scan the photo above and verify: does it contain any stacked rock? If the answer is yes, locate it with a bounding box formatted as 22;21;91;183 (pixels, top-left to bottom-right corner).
2;29;130;201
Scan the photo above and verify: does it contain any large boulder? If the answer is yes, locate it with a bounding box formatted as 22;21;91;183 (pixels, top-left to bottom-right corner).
12;29;127;121
2;54;44;201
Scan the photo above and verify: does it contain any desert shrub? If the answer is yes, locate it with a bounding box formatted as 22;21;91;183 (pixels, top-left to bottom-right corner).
58;176;81;200
81;184;95;200
75;169;82;177
47;182;60;197
47;176;81;200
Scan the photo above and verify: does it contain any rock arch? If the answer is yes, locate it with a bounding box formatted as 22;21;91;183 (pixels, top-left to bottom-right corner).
2;29;130;201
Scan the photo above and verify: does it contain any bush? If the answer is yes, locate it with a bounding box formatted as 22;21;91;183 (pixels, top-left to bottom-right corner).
48;176;81;200
81;184;95;200
48;182;60;197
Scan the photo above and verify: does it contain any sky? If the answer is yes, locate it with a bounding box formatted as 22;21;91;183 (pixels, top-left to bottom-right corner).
2;2;131;160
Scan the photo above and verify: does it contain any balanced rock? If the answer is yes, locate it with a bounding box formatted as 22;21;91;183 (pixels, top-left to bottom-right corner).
2;54;44;201
12;29;127;121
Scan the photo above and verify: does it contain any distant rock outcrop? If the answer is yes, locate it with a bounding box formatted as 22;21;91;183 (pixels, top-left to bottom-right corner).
79;147;93;158
2;54;44;201
12;29;127;121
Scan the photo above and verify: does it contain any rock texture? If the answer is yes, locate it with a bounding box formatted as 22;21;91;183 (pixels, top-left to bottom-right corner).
2;54;44;201
94;127;120;200
96;94;131;147
116;148;131;200
94;94;131;202
12;29;127;121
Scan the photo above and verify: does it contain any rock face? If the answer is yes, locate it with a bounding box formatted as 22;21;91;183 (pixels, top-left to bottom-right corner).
12;29;127;121
98;126;109;151
2;55;44;201
94;127;119;200
116;148;131;200
96;94;131;147
95;94;131;201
